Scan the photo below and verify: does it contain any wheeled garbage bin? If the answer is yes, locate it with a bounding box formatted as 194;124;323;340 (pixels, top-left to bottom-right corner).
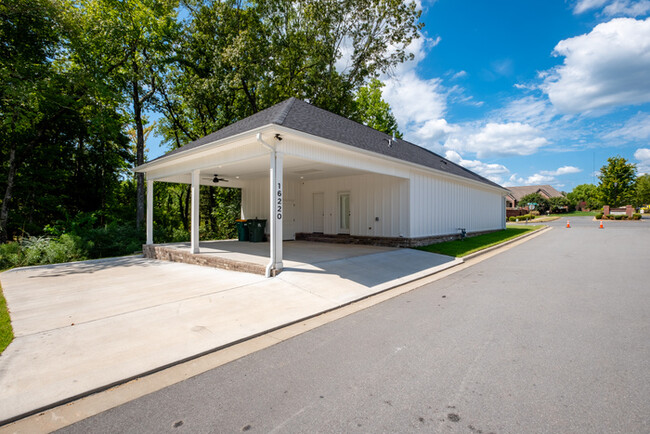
235;219;248;241
248;219;267;242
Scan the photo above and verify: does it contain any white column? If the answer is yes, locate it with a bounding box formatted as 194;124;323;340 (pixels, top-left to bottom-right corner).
273;153;283;272
146;179;154;244
191;169;200;254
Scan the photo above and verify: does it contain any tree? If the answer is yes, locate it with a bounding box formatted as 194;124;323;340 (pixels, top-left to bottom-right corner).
567;183;601;210
354;79;402;137
636;174;650;206
0;0;130;242
597;156;637;207
548;196;570;213
519;193;550;214
75;0;181;229
159;0;422;148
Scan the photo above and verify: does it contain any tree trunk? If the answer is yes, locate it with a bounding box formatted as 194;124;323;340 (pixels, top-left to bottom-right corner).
0;147;18;243
133;80;146;230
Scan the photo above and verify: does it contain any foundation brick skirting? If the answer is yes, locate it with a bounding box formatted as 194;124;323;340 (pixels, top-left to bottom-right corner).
296;230;498;248
142;244;266;275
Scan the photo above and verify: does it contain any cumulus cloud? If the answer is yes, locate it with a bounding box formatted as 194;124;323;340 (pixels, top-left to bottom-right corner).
542;18;650;114
635;147;650;173
604;112;650;140
444;150;510;184
445;122;548;158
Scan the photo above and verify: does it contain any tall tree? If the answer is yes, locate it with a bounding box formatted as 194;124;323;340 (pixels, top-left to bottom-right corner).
636;174;650;206
159;0;422;147
76;0;180;229
567;183;601;210
354;78;402;137
597;156;637;207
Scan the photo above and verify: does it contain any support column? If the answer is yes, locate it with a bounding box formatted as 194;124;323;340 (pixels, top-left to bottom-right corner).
191;169;200;254
272;153;283;272
146;179;154;244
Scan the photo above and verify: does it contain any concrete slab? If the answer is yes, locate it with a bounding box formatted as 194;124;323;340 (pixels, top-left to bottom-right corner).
0;245;459;424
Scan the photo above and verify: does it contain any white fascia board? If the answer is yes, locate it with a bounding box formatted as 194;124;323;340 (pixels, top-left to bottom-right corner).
135;125;275;175
272;125;509;196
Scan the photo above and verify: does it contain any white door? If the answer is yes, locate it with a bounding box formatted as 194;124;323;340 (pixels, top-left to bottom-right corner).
338;192;350;234
313;192;324;233
283;199;296;240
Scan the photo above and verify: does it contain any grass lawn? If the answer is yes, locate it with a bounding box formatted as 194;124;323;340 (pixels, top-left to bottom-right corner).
417;225;543;258
549;210;598;217
0;282;13;354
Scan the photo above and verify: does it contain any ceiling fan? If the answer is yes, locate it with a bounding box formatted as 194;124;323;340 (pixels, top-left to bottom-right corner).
201;174;229;184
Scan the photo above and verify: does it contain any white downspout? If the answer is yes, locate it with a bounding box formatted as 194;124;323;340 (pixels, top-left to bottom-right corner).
257;133;276;278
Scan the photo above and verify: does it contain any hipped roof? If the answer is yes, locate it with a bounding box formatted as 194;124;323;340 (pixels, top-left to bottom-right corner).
147;98;505;190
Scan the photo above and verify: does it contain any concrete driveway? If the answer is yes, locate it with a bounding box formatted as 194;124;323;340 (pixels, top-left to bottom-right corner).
0;242;459;424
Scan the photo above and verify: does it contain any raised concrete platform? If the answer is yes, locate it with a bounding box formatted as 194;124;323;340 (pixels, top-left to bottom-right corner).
0;244;459;424
142;240;397;275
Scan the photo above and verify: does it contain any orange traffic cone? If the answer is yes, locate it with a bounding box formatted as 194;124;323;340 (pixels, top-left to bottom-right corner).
566;220;570;228
599;220;604;229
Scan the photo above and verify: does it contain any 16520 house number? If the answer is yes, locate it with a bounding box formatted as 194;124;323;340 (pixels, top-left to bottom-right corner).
276;183;282;220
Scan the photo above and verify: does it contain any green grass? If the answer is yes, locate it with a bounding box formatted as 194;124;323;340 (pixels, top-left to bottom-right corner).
417;225;543;257
549;210;598;217
0;283;13;354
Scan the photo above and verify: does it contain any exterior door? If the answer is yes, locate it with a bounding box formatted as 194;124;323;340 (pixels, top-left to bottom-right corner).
313;192;324;233
338;192;350;234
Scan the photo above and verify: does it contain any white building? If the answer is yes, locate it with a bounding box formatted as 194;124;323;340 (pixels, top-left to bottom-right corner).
135;98;508;276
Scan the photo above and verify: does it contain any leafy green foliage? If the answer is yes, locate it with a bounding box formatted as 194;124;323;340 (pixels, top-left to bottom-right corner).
548;196;571;213
636;174;650;206
519;193;550;213
418;226;542;257
0;283;12;354
597;156;637;207
354;79;402;137
159;0;422;147
567;183;602;210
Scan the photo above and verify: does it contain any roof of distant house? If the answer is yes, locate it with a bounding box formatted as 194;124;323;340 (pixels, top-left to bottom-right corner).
506;185;564;201
150;97;504;190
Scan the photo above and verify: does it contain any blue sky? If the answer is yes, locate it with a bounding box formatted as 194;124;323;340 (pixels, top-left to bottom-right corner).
148;0;650;192
380;0;650;191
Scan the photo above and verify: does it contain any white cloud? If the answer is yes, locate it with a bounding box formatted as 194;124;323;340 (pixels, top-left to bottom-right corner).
383;71;450;141
604;112;650;140
451;70;467;80
506;165;582;187
444;150;510;184
574;0;609;14
540;166;582;176
635;147;650;173
445;122;548;158
573;0;650;16
603;0;650;16
542;17;650;114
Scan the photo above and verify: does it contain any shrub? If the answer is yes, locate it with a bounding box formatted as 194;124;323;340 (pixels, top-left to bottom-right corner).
531;211;540;216
614;215;624;220
632;213;641;220
595;213;604;219
508;216;517;222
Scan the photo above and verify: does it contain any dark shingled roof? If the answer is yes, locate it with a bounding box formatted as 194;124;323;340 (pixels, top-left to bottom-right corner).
152;98;504;190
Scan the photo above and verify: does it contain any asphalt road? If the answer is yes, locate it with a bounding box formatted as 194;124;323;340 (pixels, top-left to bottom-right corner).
59;216;650;433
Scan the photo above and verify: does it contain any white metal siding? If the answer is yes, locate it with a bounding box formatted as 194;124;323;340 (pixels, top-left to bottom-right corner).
409;170;504;237
241;177;301;236
300;174;409;237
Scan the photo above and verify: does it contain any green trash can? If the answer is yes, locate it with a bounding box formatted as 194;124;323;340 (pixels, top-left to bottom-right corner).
235;219;248;241
248;219;267;242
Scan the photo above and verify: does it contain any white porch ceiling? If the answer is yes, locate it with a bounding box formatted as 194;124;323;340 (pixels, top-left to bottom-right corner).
155;154;371;187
